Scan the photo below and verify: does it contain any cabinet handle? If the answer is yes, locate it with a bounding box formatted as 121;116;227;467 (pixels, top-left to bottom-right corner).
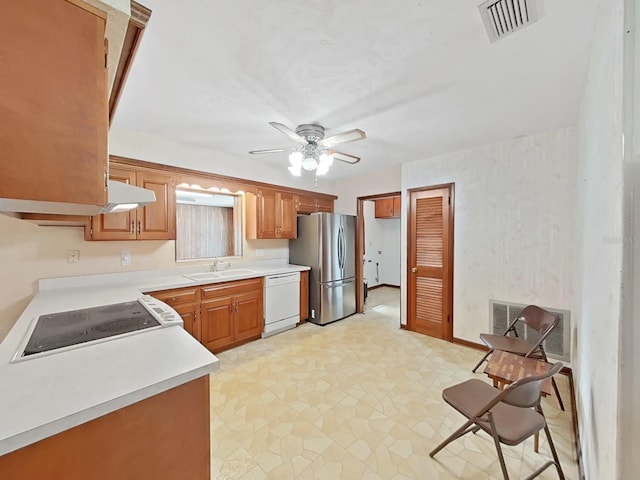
137;220;141;235
130;220;135;234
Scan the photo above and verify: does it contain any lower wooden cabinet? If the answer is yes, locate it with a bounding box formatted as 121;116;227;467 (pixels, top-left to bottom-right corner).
149;277;264;353
299;270;309;323
0;376;211;480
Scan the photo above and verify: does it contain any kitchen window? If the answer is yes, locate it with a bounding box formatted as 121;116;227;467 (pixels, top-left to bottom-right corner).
175;189;243;260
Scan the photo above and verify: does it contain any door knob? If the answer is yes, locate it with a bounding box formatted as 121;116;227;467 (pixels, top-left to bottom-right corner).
412;267;418;273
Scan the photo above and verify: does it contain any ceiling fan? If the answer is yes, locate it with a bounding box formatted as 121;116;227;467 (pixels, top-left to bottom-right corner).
249;122;366;176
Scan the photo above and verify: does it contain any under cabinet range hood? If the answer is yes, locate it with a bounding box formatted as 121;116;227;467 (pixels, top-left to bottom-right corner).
0;181;157;215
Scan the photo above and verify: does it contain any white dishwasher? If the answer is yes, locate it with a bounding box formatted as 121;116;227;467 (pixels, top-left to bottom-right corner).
263;272;300;337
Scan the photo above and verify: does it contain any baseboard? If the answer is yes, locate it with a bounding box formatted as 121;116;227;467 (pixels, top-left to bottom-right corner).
452;337;489;351
565;368;585;480
367;283;401;290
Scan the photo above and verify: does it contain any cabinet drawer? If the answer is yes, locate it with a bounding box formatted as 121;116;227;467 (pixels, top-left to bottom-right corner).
149;287;199;306
201;278;263;300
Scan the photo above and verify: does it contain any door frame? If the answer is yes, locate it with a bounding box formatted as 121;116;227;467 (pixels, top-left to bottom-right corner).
355;191;402;314
406;183;455;341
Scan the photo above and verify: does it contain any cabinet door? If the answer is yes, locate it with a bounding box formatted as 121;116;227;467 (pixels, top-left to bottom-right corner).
0;0;108;207
300;270;309;322
173;304;200;341
277;191;297;239
233;290;263;342
258;189;278;238
316;197;334;213
296;195;316;214
392;196;402;217
375;198;395;218
90;167;137;240
200;297;234;352
136;170;176;240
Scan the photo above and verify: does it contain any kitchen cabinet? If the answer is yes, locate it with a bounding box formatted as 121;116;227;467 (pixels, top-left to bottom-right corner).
149;286;200;339
375;196;402;218
296;194;335;214
0;0;108;210
88;164;176;241
200;278;264;352
0;376;210;480
150;277;264;353
246;189;297;239
299;270;309;323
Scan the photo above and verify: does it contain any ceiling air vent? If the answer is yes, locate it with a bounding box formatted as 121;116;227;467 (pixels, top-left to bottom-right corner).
478;0;543;43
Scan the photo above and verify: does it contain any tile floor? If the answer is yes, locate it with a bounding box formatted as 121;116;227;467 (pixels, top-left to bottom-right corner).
210;287;576;479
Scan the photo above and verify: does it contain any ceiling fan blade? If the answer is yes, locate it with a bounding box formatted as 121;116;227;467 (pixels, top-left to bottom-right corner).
248;148;288;154
319;129;366;148
330;150;361;164
269;122;308;145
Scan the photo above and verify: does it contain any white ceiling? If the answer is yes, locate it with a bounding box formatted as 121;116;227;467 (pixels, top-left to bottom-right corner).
113;0;600;181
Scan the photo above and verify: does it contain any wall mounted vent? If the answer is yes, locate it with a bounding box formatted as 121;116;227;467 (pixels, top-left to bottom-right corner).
489;299;570;362
478;0;543;43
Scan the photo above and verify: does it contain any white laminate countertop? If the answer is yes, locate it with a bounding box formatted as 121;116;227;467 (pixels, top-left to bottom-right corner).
0;260;310;456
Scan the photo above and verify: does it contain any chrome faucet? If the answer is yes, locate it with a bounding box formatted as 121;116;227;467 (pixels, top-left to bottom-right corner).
211;257;220;272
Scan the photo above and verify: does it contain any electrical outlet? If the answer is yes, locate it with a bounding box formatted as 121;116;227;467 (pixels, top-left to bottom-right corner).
121;250;132;267
255;248;264;257
67;250;80;263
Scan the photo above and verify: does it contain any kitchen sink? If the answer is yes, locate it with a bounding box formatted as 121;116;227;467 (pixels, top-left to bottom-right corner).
183;272;221;281
183;269;257;281
215;269;256;276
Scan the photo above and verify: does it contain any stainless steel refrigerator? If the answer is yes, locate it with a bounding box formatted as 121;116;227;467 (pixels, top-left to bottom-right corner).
289;213;357;325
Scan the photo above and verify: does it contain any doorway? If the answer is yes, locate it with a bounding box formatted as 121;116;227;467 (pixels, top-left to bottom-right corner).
355;192;402;314
407;184;454;341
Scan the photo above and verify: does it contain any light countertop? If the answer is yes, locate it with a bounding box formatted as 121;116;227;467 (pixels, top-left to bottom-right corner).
0;260;310;456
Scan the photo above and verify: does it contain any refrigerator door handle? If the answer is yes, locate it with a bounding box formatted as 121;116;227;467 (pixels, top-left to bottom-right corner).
325;278;356;288
337;225;344;271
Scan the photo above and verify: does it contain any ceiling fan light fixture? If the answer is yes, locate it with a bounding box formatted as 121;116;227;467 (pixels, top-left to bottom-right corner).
289;151;303;166
302;157;318;171
288;165;301;176
250;122;366;179
319;152;333;167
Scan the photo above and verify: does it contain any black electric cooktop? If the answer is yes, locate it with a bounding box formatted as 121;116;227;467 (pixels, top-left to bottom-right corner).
23;301;160;357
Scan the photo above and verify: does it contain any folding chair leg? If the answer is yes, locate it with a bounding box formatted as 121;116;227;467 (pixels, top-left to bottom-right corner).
430;419;476;458
551;377;565;411
472;350;492;372
542;424;565;480
488;416;510;480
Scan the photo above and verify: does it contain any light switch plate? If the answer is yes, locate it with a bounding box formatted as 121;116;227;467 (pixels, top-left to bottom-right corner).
121;250;132;267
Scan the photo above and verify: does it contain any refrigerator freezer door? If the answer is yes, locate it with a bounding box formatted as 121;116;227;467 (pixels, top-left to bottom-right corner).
341;214;357;280
320;213;342;283
313;278;357;325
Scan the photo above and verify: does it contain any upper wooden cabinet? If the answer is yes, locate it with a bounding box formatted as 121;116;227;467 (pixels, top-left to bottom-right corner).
0;0;108;208
246;189;297;239
109;2;152;122
296;194;335;214
88;163;176;241
375;197;402;218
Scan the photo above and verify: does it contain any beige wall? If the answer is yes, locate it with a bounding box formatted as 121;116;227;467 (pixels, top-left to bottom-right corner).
402;128;578;338
574;0;626;477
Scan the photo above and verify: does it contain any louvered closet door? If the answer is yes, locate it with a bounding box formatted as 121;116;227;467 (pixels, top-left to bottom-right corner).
408;186;453;340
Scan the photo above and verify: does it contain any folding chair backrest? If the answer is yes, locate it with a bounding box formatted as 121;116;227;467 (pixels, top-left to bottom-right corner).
501;362;563;408
520;305;558;337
